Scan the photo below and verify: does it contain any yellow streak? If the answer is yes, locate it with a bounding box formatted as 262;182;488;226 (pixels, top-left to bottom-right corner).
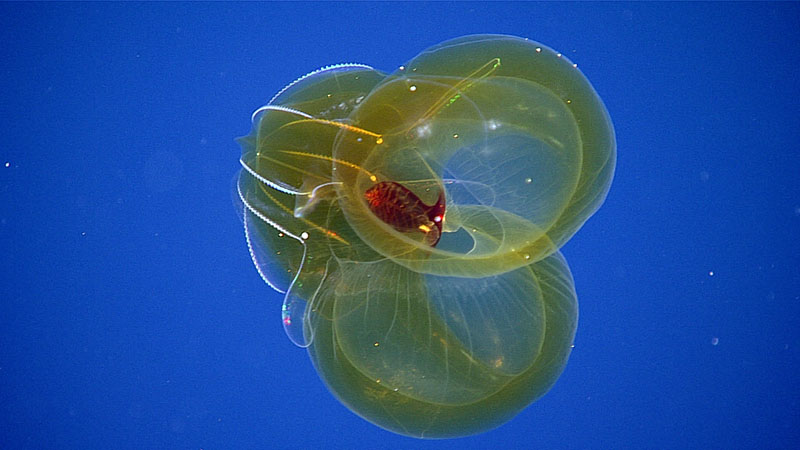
256;182;350;245
416;57;501;125
257;154;328;182
278;150;379;181
295;118;383;140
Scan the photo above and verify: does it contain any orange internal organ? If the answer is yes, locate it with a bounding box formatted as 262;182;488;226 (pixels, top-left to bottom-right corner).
364;181;445;246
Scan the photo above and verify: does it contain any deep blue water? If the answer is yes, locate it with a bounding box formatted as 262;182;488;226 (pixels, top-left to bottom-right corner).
1;3;798;449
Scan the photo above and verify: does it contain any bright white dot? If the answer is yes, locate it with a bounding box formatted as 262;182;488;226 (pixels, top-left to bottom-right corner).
524;177;532;184
409;85;417;92
708;271;714;276
300;232;309;240
535;47;542;53
4;162;9;168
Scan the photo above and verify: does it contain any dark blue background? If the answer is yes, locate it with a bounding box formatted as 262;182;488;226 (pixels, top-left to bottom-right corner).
2;3;798;449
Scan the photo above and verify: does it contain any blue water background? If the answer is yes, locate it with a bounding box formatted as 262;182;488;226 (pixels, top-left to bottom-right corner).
1;3;798;448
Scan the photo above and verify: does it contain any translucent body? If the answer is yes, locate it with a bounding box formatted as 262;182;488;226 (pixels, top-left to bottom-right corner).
234;35;615;438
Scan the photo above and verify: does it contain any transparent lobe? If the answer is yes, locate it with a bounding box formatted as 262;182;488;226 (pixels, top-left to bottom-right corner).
234;34;615;438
